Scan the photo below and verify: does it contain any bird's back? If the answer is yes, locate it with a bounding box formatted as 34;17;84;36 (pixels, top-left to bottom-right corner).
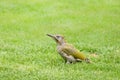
57;43;86;60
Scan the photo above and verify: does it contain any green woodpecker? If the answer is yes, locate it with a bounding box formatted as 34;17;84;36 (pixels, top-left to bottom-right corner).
47;34;91;64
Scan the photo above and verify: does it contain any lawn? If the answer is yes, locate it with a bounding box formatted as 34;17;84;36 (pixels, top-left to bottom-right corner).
0;0;120;80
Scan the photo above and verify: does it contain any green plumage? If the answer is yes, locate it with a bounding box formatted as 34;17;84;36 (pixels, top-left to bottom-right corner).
59;43;86;60
47;34;90;63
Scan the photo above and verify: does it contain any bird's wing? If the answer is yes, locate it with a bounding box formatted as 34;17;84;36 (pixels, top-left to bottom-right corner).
62;44;79;55
61;44;86;60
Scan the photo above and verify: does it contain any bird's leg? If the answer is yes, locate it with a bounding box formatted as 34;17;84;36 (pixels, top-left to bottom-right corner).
66;61;71;64
64;59;67;63
66;59;75;64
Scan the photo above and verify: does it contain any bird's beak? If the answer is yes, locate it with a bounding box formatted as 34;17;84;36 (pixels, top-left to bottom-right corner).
46;34;58;41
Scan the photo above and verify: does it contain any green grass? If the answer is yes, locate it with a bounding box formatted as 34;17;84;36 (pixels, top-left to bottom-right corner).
0;0;120;80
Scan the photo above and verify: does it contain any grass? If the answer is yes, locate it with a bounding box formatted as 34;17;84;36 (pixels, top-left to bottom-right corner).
0;0;120;80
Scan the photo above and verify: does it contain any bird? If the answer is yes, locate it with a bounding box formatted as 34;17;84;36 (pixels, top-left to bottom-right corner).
47;34;91;64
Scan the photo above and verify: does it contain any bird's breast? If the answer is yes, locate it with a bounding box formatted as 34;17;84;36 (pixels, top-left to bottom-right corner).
57;45;62;52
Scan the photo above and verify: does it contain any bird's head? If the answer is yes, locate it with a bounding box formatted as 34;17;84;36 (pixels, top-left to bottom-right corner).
47;34;66;45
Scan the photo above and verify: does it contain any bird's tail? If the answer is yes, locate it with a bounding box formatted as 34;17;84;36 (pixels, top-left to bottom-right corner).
85;58;91;63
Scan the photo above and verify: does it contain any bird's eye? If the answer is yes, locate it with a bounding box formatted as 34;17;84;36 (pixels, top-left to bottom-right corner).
56;36;60;38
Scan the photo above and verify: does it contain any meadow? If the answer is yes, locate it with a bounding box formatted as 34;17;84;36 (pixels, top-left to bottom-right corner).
0;0;120;80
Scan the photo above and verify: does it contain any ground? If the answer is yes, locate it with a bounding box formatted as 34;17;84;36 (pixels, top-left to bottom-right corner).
0;0;120;80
